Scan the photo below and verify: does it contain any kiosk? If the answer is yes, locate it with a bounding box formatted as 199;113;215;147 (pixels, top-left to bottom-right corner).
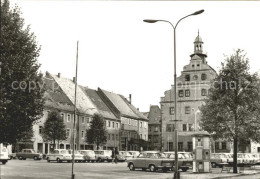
192;131;211;173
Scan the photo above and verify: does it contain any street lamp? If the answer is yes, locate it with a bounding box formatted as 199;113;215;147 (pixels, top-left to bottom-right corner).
143;9;204;179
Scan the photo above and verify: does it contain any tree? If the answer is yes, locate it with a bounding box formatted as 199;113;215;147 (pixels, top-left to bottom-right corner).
200;49;260;173
0;0;45;145
86;114;107;150
41;110;67;151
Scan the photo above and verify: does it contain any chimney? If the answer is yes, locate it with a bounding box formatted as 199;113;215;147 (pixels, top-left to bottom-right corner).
73;77;76;83
58;73;61;78
129;94;132;104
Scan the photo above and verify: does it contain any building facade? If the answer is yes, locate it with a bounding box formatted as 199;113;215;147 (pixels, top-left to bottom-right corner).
160;33;218;152
146;105;162;151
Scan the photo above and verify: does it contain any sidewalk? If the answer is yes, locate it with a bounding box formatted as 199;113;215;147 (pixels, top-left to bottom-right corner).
178;167;260;179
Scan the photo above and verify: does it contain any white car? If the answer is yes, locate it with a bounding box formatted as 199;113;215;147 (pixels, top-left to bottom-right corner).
46;149;72;163
128;151;140;158
68;150;85;162
0;146;9;165
119;151;133;160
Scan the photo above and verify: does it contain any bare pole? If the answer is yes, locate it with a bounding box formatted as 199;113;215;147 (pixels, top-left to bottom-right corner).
72;41;79;179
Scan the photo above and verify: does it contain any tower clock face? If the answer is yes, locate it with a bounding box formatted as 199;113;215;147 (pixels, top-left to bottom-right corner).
193;75;198;80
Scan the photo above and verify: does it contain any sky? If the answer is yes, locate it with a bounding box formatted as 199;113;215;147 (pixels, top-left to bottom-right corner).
9;0;260;112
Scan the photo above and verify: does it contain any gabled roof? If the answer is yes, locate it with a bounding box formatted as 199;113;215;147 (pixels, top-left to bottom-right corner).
43;76;74;112
48;72;98;115
99;89;140;119
120;95;148;121
80;87;118;121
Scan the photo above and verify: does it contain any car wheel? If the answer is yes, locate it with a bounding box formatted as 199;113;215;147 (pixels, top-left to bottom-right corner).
211;162;216;168
97;158;102;162
149;164;156;172
34;156;38;160
23;158;26;160
57;158;61;163
67;160;71;163
2;161;7;165
47;157;50;163
129;163;135;171
142;168;146;171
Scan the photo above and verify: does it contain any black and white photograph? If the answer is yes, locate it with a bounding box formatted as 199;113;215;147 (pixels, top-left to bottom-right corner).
1;0;260;179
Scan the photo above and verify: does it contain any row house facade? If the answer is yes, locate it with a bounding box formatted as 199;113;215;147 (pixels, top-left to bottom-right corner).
22;72;148;154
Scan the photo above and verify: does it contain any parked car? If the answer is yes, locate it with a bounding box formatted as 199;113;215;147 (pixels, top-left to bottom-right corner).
128;151;140;158
68;150;85;162
127;151;173;172
46;149;72;163
119;151;133;160
211;153;230;168
164;152;191;172
251;153;260;165
116;153;126;162
0;146;9;165
78;150;96;162
16;149;42;160
94;150;112;162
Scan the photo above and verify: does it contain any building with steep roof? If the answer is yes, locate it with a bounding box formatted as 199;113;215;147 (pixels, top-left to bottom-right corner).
98;88;149;151
146;105;162;150
160;33;218;152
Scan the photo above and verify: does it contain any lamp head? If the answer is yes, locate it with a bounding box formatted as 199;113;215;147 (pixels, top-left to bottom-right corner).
191;9;204;16
143;19;158;23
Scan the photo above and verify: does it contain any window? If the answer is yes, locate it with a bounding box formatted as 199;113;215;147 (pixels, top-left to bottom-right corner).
185;106;191;114
144;134;146;140
178;90;184;97
215;142;219;150
61;113;65;121
155;126;158;132
39;126;42;134
116;134;119;140
193;75;198;80
140;122;143;128
222;142;226;150
112;122;115;128
81;130;84;138
108;121;111;127
66;129;70;137
149;126;152;132
188;124;192;131
201;89;207;96
144;122;147;129
201;73;207;80
258;147;260;153
185;74;190;81
187;142;193;152
116;123;119;128
166;124;174;132
140;134;142;139
170;107;174;115
168;142;174;151
128;118;131;125
81;117;85;124
185;90;190;97
108;134;110;140
67;114;71;122
183;124;187;131
178;142;183;151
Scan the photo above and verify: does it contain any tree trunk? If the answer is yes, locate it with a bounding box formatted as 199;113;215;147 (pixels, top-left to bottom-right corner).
233;137;238;173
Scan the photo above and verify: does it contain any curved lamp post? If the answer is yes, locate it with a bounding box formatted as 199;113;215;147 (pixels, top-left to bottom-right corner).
143;9;204;179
